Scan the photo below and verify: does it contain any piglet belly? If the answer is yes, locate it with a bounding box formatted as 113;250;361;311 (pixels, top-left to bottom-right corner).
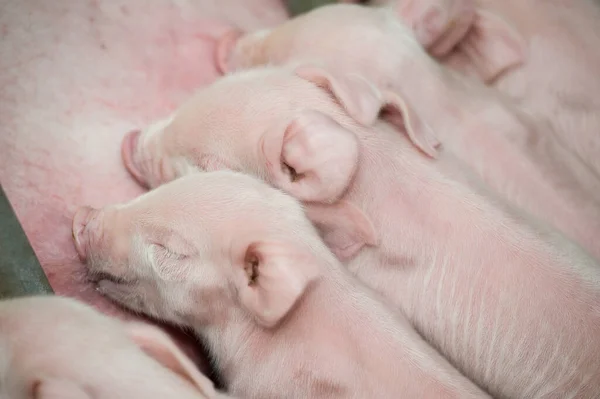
0;0;286;371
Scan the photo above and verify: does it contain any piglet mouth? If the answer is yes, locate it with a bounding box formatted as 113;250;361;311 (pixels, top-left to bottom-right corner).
72;205;97;263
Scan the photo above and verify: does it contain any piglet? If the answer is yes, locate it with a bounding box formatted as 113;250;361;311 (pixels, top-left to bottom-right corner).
0;295;231;399
118;66;600;398
212;2;600;261
340;0;600;183
72;171;490;399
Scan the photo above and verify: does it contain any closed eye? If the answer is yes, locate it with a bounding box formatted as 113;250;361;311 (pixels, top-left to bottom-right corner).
89;270;131;285
152;243;188;261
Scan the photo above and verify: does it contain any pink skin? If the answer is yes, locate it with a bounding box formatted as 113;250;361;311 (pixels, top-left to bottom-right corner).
445;0;600;178
72;171;489;399
0;0;286;371
212;2;600;261
216;1;475;72
0;296;233;399
120;66;600;398
343;0;600;181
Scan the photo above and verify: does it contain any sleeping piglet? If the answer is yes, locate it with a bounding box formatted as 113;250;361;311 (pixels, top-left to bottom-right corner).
72;171;490;399
118;66;600;398
0;296;231;399
212;2;600;261
340;0;600;182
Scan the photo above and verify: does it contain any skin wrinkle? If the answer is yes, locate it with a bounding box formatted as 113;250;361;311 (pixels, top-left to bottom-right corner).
447;257;460;364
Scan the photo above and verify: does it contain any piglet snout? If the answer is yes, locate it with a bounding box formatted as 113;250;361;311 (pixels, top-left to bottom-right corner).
72;205;98;262
215;29;243;74
122;130;147;187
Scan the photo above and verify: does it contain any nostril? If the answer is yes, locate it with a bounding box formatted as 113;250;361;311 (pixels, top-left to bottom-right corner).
121;129;148;188
72;206;96;262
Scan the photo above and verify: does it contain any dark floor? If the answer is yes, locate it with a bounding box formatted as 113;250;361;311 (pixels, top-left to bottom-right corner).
0;184;53;298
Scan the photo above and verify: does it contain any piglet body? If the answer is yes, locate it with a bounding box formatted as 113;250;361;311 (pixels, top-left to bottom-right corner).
336;118;600;399
442;0;600;178
118;67;600;398
0;296;230;399
73;172;489;399
215;2;600;261
340;0;600;192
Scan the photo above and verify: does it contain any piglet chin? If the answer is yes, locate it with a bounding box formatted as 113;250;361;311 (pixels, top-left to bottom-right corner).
72;205;96;262
121;129;148;188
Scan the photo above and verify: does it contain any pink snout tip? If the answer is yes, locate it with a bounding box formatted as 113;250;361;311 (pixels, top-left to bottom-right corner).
121;129;147;188
72;205;96;263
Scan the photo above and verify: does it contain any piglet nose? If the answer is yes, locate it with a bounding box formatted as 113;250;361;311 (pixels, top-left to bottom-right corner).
215;29;243;74
72;206;97;262
122;129;147;188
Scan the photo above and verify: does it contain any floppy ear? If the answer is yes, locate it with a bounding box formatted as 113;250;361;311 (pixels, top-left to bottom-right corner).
394;0;476;57
126;322;217;397
261;109;359;204
33;379;90;399
305;200;378;261
296;65;439;158
443;10;526;83
295;65;383;126
235;241;320;328
379;90;440;158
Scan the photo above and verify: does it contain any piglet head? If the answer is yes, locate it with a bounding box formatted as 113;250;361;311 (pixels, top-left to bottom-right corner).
215;1;477;78
72;171;324;329
0;297;222;399
121;65;436;209
214;4;387;75
121;66;363;204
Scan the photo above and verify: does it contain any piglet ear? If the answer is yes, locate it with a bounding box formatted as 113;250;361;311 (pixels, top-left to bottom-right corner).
215;28;244;74
126;322;217;397
381;90;440;158
262;110;359;204
295;64;438;158
395;0;476;57
236;241;320;328
306;200;378;261
443;10;526;83
33;379;90;399
295;65;384;127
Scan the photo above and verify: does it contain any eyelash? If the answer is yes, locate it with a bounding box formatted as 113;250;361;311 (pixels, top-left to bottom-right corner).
152;243;187;261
